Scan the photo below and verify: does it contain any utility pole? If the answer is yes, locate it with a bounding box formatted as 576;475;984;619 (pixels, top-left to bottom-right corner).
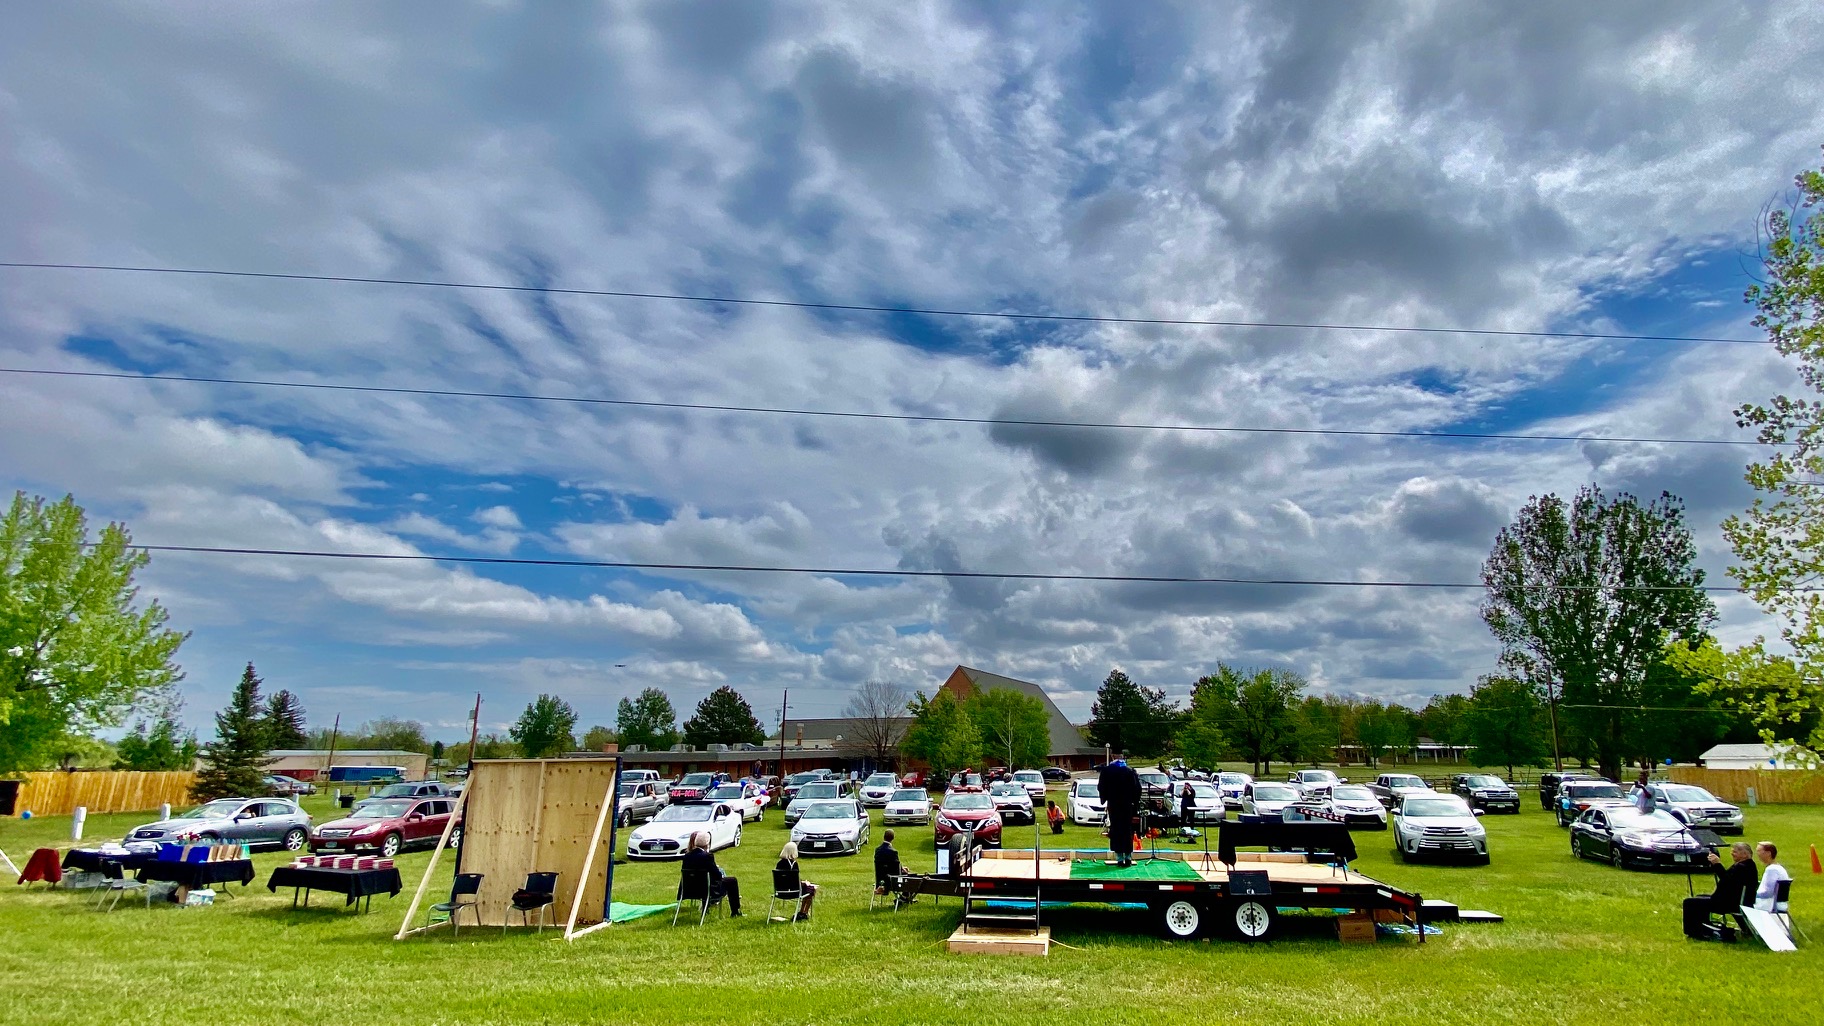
1546;677;1563;773
325;713;341;779
777;689;788;779
467;693;482;772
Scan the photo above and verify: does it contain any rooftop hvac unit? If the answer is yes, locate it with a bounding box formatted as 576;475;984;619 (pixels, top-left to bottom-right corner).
708;743;729;753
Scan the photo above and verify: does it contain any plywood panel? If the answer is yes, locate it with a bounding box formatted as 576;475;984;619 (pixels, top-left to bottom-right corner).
461;759;618;927
1669;767;1824;804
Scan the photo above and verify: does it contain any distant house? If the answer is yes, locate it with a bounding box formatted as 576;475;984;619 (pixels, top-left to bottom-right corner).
939;665;1103;770
1699;742;1812;770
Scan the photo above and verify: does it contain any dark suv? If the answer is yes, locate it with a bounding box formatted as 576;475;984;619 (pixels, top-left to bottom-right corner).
1450;774;1520;814
1538;771;1603;810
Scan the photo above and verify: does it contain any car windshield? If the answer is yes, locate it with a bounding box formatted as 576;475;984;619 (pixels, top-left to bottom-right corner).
797;783;840;800
1569;783;1623;798
1332;786;1375;801
680;774;714;787
179;800;246;819
953;774;982;787
1386;776;1424;788
1662;785;1716;802
372;784;418;798
1189;782;1219;796
1403;798;1471;818
653;805;715;823
1014;771;1042;783
865;773;896;786
1300;771;1336;782
889;789;926;802
1464;775;1506;788
708;786;744;800
989;783;1025;797
1609;809;1682;832
803;802;857;820
1253;786;1297;801
1139;772;1170;786
786;773;820;785
1075;783;1100;798
350;800;411;819
1219;774;1250;785
944;794;992;811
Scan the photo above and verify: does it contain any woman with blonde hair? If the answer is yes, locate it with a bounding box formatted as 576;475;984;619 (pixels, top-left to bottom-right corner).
776;841;818;921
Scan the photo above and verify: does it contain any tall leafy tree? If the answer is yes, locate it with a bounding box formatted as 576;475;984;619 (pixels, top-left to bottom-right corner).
1418;693;1472;747
966;687;1050;770
841;679;912;765
1354;702;1402;768
1481;486;1715;780
682;686;767;747
580;725;617;751
262;689;308;749
115;710;199;771
615;687;680;750
1084;668;1177;756
511;694;578;758
1189;665;1306;775
191;663;272;800
358;717;431;753
902;690;980;782
1462;676;1549;780
1174;683;1228;771
0;491;188;771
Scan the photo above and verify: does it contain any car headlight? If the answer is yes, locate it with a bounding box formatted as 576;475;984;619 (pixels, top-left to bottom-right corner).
1617;832;1651;847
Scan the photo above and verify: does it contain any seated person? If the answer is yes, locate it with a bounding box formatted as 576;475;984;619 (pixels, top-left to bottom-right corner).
1683;842;1756;941
682;832;741;917
776;842;817;921
1754;841;1790;913
874;829;901;894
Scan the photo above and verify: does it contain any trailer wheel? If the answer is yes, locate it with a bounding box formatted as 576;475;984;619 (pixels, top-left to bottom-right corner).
1230;899;1276;942
1157;899;1204;940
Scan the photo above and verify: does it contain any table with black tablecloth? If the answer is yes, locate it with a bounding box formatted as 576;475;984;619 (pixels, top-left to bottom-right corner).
136;858;256;900
61;849;154;875
267;865;403;912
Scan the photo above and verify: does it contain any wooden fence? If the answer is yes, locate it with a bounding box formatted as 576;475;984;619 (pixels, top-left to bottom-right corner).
13;771;197;817
1667;767;1824;805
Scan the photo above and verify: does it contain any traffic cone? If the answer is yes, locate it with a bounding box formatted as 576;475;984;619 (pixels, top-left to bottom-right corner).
1810;843;1821;875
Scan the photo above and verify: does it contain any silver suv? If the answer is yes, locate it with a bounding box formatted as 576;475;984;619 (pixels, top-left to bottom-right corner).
127;798;313;851
1634;783;1744;834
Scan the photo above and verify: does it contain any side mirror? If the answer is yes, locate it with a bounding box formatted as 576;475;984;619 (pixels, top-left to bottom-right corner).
1472;809;1484;817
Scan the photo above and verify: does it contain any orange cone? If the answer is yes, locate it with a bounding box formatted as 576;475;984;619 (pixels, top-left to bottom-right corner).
1811;844;1821;875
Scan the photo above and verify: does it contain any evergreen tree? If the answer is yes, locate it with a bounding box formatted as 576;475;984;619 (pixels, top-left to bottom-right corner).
511;694;578;758
682;686;767;747
191;663;272;800
115;710;198;771
1084;668;1178;756
262;689;308;749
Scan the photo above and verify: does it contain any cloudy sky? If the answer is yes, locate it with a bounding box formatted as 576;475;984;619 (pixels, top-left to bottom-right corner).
3;2;1821;740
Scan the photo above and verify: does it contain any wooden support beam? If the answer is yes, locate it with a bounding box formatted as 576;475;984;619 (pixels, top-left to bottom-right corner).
562;776;618;942
393;784;471;940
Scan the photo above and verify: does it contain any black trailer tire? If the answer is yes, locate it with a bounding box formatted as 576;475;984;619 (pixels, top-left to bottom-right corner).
1229;899;1276;942
1157;899;1204;940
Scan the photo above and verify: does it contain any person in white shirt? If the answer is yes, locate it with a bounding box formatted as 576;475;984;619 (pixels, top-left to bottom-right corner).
1753;840;1790;913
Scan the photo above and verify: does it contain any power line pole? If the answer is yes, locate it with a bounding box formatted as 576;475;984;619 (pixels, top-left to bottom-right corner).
777;689;788;779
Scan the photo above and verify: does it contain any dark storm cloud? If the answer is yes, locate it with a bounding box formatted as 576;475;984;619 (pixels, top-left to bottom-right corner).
1386;477;1510;548
794;47;941;193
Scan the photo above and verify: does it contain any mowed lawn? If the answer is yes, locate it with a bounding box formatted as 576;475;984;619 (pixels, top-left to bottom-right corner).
2;792;1822;1026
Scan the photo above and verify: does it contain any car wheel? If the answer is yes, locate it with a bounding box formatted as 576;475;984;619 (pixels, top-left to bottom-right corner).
1571;836;1583;860
617;809;632;828
381;832;402;857
732;825;742;848
446;825;464;849
1230;900;1276;942
1158;899;1204;940
282;828;307;852
1610;847;1624;869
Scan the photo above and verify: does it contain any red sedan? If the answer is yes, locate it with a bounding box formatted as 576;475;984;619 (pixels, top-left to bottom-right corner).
933;791;1002;848
310;797;460;857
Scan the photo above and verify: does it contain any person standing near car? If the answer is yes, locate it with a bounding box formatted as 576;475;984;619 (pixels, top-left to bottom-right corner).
682;832;741;917
1099;753;1141;867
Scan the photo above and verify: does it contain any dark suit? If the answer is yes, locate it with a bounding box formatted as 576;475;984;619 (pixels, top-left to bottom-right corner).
874;841;901;890
682;847;740;915
1682;857;1755;938
1098;761;1142;863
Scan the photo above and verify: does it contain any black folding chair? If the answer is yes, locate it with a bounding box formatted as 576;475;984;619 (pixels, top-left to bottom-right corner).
1774;879;1806;942
504;871;558;933
673;866;718;926
870;848;903;911
95;861;149;912
433;873;484;936
768;867;805;925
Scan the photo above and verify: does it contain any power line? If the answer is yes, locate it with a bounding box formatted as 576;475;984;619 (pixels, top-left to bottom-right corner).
0;366;1770;448
125;542;1788;592
0;260;1770;346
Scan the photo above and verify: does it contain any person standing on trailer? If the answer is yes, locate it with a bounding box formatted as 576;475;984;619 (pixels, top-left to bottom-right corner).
1099;753;1141;867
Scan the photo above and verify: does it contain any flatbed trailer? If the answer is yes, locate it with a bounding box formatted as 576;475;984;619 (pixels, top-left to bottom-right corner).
891;822;1425;943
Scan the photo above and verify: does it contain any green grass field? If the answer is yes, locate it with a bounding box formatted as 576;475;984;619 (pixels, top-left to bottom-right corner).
2;792;1820;1025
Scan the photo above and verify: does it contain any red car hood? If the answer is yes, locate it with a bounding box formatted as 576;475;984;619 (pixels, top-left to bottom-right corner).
941;808;999;823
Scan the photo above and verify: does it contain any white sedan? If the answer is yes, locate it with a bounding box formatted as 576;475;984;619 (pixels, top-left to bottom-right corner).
1067;779;1105;825
790;798;871;856
883;787;932;825
626;802;742;860
859;772;900;806
705;782;768;822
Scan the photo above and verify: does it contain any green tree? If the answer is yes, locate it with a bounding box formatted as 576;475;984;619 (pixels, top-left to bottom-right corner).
1084;668;1178;757
1462;676;1549;780
262;689;308;750
430;739;446;762
1669;640;1822;760
1190;665;1306;775
511;694;578;758
1418;693;1472;747
1354;702;1402;768
902;690;980;782
0;492;188;771
1481;486;1715;780
191;663;272;800
616;687;680;750
681;686;767;747
358;717;431;753
966;687;1050;770
580;725;617;751
115;710;198;771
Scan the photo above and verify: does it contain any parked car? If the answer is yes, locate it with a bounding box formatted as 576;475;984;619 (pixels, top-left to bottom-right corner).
883;787;933;825
353;780;450;811
1241;782;1301;819
264;773;316;797
312;797;458;856
1325;785;1389;829
1631;783;1745;834
667;772;719;804
614;781;668;826
1392;793;1488;863
1011;769;1048;803
1041;767;1071;782
1539;771;1604;810
1175;780;1227;825
790;798;871;856
1450;774;1521;814
706;782;768;822
899;771;928;789
1067;779;1106;825
784;781;852;825
782;770;832;804
988;781;1035;824
126;798;312;852
1570;806;1708;869
619;769;662;786
859;772;900;807
947;771;985;792
1555;780;1630;827
1137;769;1174;806
1215;772;1253;809
933;791;1002;848
1367;772;1432;809
1287;768;1342;798
626;801;742;860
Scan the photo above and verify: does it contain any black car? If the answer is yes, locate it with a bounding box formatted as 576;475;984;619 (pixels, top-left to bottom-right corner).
1538;771;1603;810
1450;774;1521;814
1041;767;1071;782
1569;806;1707;870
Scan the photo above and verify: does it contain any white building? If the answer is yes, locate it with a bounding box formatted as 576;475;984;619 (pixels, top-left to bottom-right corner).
1697;742;1809;770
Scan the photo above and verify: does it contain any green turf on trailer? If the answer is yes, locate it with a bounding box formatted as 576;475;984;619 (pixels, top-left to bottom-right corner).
1065;857;1204;882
